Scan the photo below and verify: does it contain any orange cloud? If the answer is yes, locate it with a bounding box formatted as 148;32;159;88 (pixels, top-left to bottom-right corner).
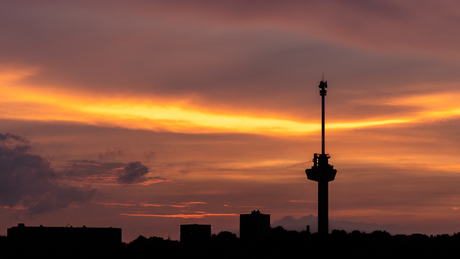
139;202;206;208
0;66;38;82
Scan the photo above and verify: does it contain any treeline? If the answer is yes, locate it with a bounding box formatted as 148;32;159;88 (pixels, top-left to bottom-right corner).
1;227;460;258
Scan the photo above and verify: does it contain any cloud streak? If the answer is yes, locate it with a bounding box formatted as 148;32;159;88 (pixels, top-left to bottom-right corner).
97;201;206;208
121;212;238;218
120;0;460;58
61;160;169;186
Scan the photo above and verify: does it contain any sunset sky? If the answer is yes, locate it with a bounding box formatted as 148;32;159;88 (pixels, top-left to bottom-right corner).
1;0;460;241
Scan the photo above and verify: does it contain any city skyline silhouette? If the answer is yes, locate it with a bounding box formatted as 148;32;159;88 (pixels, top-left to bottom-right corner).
5;220;460;258
1;1;460;243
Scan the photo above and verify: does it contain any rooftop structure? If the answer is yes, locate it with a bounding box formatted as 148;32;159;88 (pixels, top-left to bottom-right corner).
240;210;270;241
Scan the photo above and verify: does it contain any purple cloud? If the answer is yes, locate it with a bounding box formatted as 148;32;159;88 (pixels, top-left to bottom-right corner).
0;133;96;215
118;161;161;185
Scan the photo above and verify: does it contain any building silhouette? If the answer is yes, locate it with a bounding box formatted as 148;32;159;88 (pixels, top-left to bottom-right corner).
180;224;211;243
7;223;122;246
239;210;270;241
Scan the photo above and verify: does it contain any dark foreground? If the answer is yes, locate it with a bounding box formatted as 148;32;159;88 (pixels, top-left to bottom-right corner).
2;227;460;259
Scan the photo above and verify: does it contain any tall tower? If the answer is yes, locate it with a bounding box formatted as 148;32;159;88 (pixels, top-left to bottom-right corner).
305;79;337;235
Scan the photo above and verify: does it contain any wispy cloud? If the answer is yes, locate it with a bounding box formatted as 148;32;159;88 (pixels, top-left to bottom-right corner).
59;160;170;186
121;212;238;218
97;201;206;208
98;148;126;162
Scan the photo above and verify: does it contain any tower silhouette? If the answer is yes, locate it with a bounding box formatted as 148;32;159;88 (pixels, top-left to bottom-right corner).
305;79;337;235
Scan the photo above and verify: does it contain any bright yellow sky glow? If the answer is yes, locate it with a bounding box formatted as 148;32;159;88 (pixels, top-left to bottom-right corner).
387;91;460;119
2;72;460;136
0;85;411;135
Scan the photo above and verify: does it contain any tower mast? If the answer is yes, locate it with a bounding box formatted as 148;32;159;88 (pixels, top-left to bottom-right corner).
305;79;337;235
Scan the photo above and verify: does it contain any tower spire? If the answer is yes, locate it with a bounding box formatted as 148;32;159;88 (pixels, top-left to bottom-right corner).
305;79;337;235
